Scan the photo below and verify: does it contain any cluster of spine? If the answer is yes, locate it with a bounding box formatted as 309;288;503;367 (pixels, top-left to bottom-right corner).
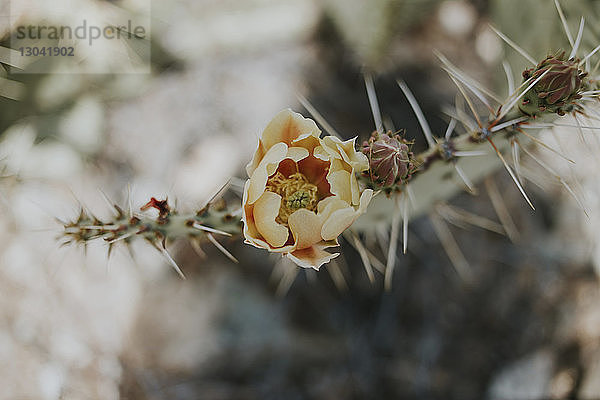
62;197;242;273
359;51;599;199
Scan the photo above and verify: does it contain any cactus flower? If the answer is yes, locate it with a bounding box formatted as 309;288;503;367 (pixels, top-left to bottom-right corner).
243;109;373;270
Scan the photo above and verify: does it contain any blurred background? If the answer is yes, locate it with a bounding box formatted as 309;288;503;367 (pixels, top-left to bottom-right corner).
1;0;600;399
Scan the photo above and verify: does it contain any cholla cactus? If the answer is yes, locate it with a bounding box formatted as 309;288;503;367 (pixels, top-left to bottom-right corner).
60;1;600;288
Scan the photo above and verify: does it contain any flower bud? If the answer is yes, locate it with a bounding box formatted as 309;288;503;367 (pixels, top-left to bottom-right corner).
520;51;587;116
361;130;416;190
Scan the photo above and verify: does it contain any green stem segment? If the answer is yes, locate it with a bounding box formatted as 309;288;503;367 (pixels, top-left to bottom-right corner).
62;199;242;251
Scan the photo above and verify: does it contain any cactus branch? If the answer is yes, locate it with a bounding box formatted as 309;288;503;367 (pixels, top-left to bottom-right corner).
61;197;242;275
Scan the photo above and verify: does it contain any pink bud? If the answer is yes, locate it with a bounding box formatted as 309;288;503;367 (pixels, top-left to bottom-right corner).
362;131;416;189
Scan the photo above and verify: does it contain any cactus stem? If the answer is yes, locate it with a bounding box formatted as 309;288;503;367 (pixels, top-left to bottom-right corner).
569;17;585;60
61;195;242;277
397;79;436;148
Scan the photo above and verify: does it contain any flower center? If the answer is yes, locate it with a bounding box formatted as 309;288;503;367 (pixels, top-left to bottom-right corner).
266;172;318;225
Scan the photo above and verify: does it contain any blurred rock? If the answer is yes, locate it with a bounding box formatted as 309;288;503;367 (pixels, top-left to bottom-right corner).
580;349;600;399
487;350;554;400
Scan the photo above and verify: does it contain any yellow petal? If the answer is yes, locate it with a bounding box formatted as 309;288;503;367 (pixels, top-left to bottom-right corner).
242;180;263;248
327;170;353;204
321;136;369;172
317;196;349;220
263;109;320;147
287;243;339;270
286;146;309;162
357;189;373;213
246;143;287;204
254;191;289;248
349;169;359;205
243;171;290;251
320;189;373;240
321;207;357;241
328;157;352;174
246;109;321;176
262;109;319;154
320;136;343;160
313;145;330;161
287;209;322;250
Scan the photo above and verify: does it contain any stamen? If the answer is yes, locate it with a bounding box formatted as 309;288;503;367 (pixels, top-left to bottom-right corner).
266;172;319;224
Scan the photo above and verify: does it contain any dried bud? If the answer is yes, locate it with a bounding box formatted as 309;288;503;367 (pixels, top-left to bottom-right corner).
520;51;587;116
361;130;417;190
